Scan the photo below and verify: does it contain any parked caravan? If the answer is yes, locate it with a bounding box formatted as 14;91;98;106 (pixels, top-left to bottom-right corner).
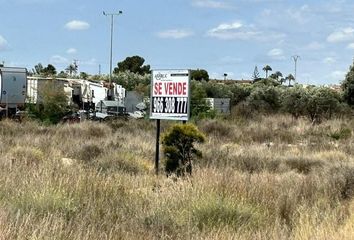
0;67;27;116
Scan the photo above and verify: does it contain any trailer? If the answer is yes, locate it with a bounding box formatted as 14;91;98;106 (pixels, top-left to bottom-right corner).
0;67;27;116
27;77;126;111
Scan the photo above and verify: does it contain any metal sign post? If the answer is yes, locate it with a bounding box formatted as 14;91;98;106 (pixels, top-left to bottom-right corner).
150;70;191;175
155;119;161;175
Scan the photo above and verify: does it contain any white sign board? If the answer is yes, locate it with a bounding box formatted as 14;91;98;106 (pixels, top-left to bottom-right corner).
150;69;190;121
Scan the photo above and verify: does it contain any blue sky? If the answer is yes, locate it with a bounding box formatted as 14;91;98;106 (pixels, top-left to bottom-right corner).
1;0;354;84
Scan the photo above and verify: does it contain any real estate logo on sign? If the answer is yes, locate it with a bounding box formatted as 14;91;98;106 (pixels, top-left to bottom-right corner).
150;69;190;121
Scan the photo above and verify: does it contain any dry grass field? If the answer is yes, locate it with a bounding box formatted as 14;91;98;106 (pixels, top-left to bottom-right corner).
0;115;353;239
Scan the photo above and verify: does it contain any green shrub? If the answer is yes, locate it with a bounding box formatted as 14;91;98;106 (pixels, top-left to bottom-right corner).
281;85;310;118
29;81;70;124
329;127;352;140
246;86;282;114
162;124;206;176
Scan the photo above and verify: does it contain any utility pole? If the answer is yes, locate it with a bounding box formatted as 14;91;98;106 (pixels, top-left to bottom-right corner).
99;64;101;75
103;10;123;100
292;55;300;83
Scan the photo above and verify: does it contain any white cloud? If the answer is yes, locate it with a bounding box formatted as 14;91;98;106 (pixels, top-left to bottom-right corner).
191;0;233;9
207;21;285;41
0;35;9;51
65;20;90;31
207;21;253;40
50;55;69;65
347;43;354;49
267;48;285;60
327;27;354;43
157;29;194;39
323;57;336;64
66;48;77;54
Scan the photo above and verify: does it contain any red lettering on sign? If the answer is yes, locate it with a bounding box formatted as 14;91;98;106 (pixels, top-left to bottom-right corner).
154;82;162;95
163;82;187;96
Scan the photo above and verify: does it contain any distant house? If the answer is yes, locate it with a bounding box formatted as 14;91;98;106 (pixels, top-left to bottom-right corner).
205;98;231;114
96;100;126;115
27;77;126;109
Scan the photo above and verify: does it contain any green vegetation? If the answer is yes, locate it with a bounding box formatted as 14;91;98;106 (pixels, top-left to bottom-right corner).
162;123;205;176
113;55;151;75
28;81;70;124
191;69;209;81
342;60;354;106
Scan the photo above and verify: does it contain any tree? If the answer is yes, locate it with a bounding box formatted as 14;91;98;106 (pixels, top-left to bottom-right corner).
57;71;68;78
191;69;209;81
282;85;309;118
342;61;354;106
80;72;89;79
113;71;151;92
34;63;44;75
42;64;57;76
30;81;69;124
270;71;283;83
247;86;282;113
66;64;78;77
285;74;295;86
162;123;206;176
190;81;212;118
263;65;272;78
306;87;342;123
252;66;260;81
113;55;151;75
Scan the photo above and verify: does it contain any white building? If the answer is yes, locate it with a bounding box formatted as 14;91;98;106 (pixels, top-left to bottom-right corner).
26;77;125;108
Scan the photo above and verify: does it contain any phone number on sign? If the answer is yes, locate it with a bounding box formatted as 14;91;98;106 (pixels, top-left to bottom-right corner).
152;97;188;114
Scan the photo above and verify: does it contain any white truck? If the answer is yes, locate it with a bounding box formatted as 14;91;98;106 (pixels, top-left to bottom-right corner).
0;67;27;116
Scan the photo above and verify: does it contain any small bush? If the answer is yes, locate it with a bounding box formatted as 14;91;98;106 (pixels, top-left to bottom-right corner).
199;120;234;139
72;143;103;163
330;166;354;200
329;127;352;140
96;152;151;174
162;124;206;176
7;146;44;166
192;196;265;230
284;157;323;174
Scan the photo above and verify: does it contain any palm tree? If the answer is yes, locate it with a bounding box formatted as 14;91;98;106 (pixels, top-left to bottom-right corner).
285;74;295;86
269;71;283;81
263;65;272;78
65;64;78;77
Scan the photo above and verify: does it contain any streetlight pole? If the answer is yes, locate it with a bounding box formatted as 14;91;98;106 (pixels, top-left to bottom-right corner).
103;10;123;100
292;55;300;83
